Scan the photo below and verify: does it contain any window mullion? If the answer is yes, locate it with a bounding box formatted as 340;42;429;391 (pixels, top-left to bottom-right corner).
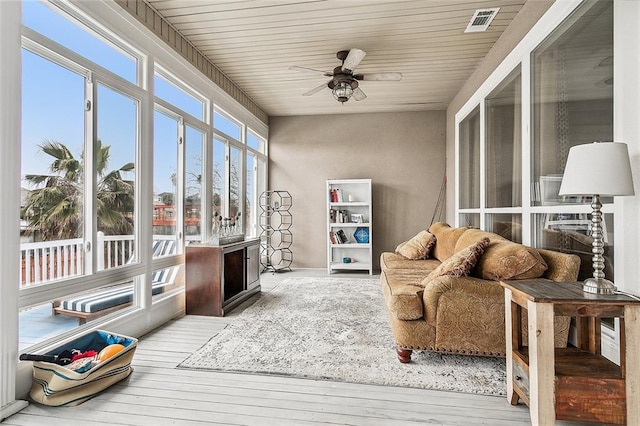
479;100;486;230
85;74;97;274
225;143;231;218
177;119;185;248
521;55;532;246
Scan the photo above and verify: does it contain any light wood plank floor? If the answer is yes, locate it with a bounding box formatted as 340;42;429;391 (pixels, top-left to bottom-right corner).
5;270;585;425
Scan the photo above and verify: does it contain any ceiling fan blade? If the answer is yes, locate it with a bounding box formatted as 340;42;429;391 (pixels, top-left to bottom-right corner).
303;80;330;96
352;87;367;101
356;72;403;81
342;48;366;72
289;66;333;77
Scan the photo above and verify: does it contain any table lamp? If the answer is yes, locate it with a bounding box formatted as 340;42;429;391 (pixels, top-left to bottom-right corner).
558;142;635;294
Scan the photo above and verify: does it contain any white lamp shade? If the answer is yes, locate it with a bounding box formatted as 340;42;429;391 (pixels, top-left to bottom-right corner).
559;142;635;196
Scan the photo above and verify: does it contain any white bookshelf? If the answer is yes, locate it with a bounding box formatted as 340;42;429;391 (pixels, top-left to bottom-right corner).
326;179;372;275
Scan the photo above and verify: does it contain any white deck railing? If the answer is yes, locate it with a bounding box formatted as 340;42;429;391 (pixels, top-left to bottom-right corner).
20;238;84;286
20;233;182;288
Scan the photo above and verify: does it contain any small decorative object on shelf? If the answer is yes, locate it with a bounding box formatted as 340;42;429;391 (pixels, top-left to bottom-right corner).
209;211;244;245
353;227;369;244
259;190;293;272
327;179;372;274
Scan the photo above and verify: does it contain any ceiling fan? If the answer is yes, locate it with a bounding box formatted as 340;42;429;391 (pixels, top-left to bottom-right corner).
290;48;402;103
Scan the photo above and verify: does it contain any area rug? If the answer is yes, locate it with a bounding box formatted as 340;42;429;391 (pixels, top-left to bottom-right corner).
178;277;507;396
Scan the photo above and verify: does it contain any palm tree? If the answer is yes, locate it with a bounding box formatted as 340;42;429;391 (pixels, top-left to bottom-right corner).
22;139;134;240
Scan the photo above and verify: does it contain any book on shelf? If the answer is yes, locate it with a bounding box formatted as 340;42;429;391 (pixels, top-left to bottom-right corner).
330;208;353;224
329;231;338;244
329;208;337;223
336;229;349;244
336;209;350;223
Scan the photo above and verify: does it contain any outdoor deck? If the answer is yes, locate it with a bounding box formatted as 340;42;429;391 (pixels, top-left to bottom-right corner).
19;303;77;351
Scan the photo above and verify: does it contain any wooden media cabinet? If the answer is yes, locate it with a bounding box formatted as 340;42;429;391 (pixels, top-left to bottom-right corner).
185;238;261;317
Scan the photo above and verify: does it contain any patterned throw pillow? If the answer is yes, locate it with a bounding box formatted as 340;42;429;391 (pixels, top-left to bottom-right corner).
395;230;437;260
422;237;490;284
475;240;548;280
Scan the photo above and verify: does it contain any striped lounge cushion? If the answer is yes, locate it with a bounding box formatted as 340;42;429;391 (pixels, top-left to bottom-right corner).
59;239;178;314
60;272;174;313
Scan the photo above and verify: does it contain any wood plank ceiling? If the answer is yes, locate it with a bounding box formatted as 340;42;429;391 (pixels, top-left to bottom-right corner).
145;0;527;117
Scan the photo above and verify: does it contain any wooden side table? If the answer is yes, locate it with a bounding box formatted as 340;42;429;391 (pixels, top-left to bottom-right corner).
501;280;640;425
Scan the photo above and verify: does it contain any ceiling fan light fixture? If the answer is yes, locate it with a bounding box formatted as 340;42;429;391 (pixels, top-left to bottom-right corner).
332;81;353;103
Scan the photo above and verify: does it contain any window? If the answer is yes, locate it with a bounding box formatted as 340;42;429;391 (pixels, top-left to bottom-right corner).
486;67;521;208
19;2;144;349
487;214;522;243
245;153;257;238
153;110;179;246
21;50;87;283
214;108;242;141
154;69;206;121
212;137;226;221
184;125;206;244
531;0;614;280
247;129;266;153
96;83;138;270
229;145;242;220
455;0;615;276
458;107;480;210
532;1;613;207
23;1;137;84
17;0;268;352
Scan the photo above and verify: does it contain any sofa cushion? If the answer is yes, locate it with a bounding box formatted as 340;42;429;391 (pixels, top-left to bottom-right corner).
395;230;436;260
380;252;441;272
454;228;507;253
427;222;469;262
475;240;548;281
423;238;489;284
381;269;432;320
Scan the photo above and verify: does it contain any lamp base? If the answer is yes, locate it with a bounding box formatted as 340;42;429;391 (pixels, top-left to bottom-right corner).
582;278;617;295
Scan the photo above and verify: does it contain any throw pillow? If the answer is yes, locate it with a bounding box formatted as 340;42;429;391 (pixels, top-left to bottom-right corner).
427;222;470;262
395;230;436;260
422;237;490;284
454;228;507;253
475;240;548;281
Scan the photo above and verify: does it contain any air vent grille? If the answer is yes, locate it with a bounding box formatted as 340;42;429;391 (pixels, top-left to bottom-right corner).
465;8;500;33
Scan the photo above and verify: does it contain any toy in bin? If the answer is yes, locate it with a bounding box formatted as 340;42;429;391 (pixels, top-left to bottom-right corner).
19;330;137;406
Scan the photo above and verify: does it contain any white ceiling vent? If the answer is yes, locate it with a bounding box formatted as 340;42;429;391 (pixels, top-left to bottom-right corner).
465;8;500;33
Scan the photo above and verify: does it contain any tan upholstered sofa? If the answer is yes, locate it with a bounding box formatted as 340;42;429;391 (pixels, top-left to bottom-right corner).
380;222;581;363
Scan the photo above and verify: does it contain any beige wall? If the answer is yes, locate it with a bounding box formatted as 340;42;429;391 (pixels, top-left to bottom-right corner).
445;0;555;220
269;111;446;270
